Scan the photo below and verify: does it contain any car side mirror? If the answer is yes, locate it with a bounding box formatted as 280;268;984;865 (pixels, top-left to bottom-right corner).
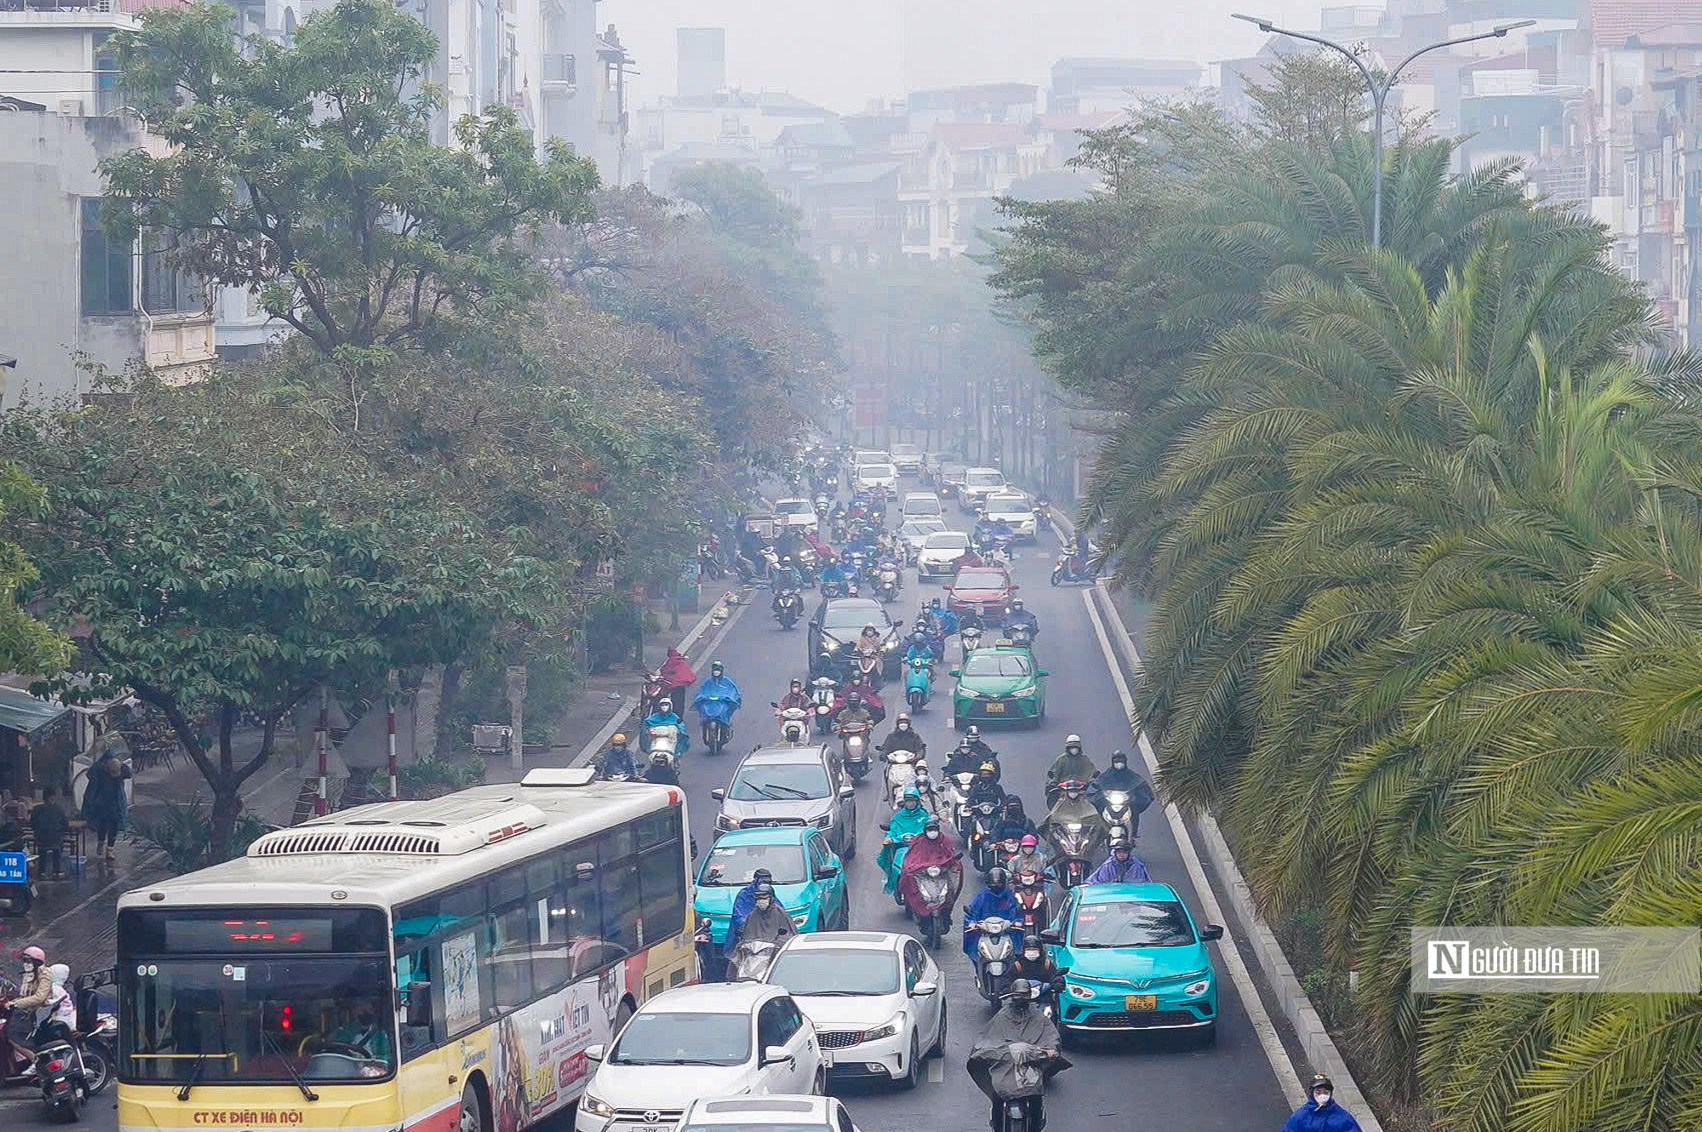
809;619;821;629
894;619;904;628
878;821;890;831
949;669;961;678
761;1045;794;1067
840;785;856;800
1037;669;1049;677
942;584;954;592
404;981;432;1029
1200;924;1225;942
585;1043;606;1062
770;701;780;708
1010;583;1021;591
1038;929;1062;945
912;980;939;997
813;865;840;880
710;788;726;801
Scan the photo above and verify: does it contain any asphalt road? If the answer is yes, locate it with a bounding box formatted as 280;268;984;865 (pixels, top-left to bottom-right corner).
44;483;1294;1132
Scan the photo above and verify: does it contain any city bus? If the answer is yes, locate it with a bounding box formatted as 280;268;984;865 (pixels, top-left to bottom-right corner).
113;767;696;1132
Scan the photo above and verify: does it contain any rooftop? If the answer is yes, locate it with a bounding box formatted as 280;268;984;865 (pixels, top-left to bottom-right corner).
1593;0;1702;45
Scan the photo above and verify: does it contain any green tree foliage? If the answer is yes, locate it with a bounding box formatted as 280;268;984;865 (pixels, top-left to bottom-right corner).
100;0;598;358
0;462;72;674
992;71;1702;1130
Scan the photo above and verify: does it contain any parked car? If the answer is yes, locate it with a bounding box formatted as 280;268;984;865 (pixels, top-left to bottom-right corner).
712;744;857;858
943;564;1018;618
888;443;924;475
1042;881;1224;1043
916;531;972;580
578;983;827;1132
956;467;1008;512
950;642;1047;729
979;491;1036;541
807;596;903;677
681;1095;861;1132
768;931;947;1090
695;827;851;947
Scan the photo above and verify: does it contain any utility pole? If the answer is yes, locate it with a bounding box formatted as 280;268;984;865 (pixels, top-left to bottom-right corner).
1232;14;1535;247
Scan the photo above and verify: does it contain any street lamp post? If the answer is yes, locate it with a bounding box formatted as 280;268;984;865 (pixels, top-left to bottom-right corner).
1232;14;1536;247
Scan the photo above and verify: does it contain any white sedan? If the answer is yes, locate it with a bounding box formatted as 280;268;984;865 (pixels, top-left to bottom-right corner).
766;931;946;1090
681;1095;862;1132
980;492;1037;541
578;983;826;1132
916;530;972;580
898;518;948;562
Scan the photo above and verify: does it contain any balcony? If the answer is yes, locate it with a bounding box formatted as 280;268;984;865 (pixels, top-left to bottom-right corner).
540;53;575;90
952;169;989;190
1642;199;1675;235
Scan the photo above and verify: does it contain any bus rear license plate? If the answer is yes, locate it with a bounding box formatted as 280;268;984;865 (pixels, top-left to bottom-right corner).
984;703;1005;713
1125;994;1156;1012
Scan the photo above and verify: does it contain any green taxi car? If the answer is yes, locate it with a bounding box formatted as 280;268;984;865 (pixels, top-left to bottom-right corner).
950;642;1047;729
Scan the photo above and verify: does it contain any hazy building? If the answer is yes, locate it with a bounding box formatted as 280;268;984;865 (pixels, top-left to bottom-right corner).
677;27;725;98
1049;57;1203;114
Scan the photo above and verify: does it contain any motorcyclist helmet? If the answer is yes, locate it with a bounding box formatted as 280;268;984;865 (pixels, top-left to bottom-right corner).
930;597;942;610
847;690;862;705
1004;795;1024;814
1309;1074;1334;1106
912;629;927;642
1064;733;1082;756
1063;779;1086;798
1023;935;1044;962
1110;750;1129;770
753;883;775;910
896;714;911;730
923;819;943;840
611;733;628;748
901;787;921;808
21;945;45;965
1110;837;1131;859
1020;833;1039;849
967;725;981;740
1005;978;1037;1008
863;623;878;635
986;867;1009;892
790;678;803;692
650;751;670;764
1010;598;1024;613
752;868;773;885
711;660;725;675
978;761;998;778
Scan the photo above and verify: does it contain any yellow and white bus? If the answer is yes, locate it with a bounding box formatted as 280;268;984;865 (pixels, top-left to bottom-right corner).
114;768;696;1132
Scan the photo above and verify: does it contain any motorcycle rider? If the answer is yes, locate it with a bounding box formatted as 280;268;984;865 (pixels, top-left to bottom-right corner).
944;731;997;778
879;713;926;758
4;944;53;1067
771;554;805;592
878;788;933;896
1071;530;1092;575
643;750;680;786
992;795;1039;841
1009;833;1052;878
693;660;743;740
1042;780;1109;856
1012;935;1065;1001
656;645;696;715
927;596;960;636
951;545;985;574
729;882;795;976
835;689;875;737
1086;836;1152;884
1045;735;1098;805
725;868;775;956
776;678;812;715
897;818;963;931
963;867;1023;958
640;701;691;757
1283;1074;1365;1132
967;980;1064;1132
1090;750;1155;837
1002;598;1040;642
594;733;641;780
904;629;937;666
965;762;1007;812
857;622;884;656
819;556;850;594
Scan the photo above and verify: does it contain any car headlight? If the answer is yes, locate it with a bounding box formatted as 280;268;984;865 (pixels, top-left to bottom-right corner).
1015;686;1037;698
716;813;737;831
791;910;811;927
581;1094;615;1118
863;1013;904;1041
884;638;899;651
826;640;842;652
1065;983;1095;1000
1184;978;1212;997
813;813;834;828
958;689;979;698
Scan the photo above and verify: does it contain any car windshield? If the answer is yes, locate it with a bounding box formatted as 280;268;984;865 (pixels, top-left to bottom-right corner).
964;652;1033;679
966;471;1005;487
698;842;808;886
902;520;946;537
1071;900;1197;948
823;604;888;631
611;1011;752;1066
924;533;970;551
729;762;831;801
984;498;1028;517
863;465;896;478
891;444;921;456
768;949;900;996
955;569;1007;588
776;500;812;515
904;497;941;512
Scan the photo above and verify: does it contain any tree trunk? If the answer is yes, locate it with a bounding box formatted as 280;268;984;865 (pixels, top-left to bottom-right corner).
414;665;445;760
209;786;243;866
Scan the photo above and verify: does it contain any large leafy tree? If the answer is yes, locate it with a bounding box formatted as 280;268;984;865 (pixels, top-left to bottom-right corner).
0;462;72;675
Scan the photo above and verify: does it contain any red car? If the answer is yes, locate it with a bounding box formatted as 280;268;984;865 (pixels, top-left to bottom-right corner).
945;564;1018;618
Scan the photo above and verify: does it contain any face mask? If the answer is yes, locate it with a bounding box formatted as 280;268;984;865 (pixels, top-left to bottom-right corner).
926;830;940;840
755;899;773;911
1314;1093;1332;1108
899;722;909;730
1024;949;1041;961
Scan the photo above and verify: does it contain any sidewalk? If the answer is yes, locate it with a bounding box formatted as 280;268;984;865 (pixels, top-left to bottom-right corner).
9;582;750;975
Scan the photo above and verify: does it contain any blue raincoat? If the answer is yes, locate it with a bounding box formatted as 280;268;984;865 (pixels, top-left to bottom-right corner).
694;675;743;725
725;876;770;956
962;885;1022;956
1086;853;1152;885
1282;1100;1363;1132
641;709;690;755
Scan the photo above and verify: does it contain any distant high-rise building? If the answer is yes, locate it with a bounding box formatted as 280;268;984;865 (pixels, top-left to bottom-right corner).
677;27;726;98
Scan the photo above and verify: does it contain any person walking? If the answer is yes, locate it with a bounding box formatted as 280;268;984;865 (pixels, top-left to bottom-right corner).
29;787;69;878
81;752;131;862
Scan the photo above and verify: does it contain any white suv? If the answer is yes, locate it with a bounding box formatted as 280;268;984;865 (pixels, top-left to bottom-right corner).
775;498;818;529
855;463;898;492
956;467;1007;512
980;492;1036;541
579;984;826;1132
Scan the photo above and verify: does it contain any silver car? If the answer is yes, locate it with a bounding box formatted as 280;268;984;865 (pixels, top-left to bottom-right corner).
712;744;858;858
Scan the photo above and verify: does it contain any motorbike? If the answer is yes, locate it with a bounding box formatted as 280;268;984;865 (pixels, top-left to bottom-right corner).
645;722;684;770
853;650;883;688
0;981;112;1121
1004;621;1036;650
772;587;804;630
968;802;1002;873
882;748;921;814
810;676;840;736
698;699;736;757
1034;499;1054;533
814;495;831;518
875;563;901;603
899;856;963;950
970;915;1023;1002
977;531;1016;564
960;624;984;661
1050;554;1098;586
820;576;850;599
1047;822;1100;889
839;721;874;781
726;939;781;983
946;771;978;840
830;515;848;542
697;539;727;580
904;655;934;712
1013;869;1051;935
1097;789;1135;842
773;703;811;744
967;1040;1069;1132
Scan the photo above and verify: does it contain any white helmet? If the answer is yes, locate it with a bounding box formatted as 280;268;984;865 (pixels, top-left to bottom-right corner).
1065;733;1082;746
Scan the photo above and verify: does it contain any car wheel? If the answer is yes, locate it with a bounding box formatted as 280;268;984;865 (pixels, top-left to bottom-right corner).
458;1081;490;1132
842;822;857;860
837;891;852;930
928;1000;948;1058
899;1031;920;1090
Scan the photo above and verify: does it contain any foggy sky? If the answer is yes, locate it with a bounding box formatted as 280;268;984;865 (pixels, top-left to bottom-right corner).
604;0;1330;113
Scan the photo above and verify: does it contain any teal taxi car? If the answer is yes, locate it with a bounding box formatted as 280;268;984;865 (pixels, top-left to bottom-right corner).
694;826;850;946
950;642;1047;729
1041;881;1223;1043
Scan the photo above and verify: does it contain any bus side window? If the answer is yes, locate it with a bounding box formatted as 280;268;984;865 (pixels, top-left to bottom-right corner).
395;947;434;1061
637;837;686;945
529;856;571;993
488;865;535;1013
557;844;607;979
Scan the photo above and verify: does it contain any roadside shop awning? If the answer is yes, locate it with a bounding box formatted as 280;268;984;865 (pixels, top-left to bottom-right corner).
0;686;71;735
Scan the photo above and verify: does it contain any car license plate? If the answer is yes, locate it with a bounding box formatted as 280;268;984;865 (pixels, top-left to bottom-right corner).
631;1124;669;1132
821;1051;834;1067
984;702;1005;713
1125;994;1157;1012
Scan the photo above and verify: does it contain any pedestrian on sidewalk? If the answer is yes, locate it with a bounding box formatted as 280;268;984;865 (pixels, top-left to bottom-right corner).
29;787;68;878
81;752;131;862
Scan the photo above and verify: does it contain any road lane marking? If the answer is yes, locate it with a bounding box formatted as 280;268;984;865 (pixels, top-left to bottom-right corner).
1081;587;1306;1107
928;1058;944;1083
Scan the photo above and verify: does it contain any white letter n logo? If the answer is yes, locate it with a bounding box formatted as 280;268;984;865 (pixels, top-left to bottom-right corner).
1429;940;1468;978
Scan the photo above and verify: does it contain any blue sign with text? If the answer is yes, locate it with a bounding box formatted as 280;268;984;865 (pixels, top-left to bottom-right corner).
0;851;26;883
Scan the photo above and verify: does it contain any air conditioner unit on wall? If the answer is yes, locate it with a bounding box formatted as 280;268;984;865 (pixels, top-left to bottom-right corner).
57;99;83;117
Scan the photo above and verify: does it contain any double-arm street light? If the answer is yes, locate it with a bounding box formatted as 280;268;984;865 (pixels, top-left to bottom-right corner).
1232;13;1537;247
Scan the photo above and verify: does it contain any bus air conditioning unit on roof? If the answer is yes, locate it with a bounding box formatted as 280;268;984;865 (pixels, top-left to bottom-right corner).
247;802;548;857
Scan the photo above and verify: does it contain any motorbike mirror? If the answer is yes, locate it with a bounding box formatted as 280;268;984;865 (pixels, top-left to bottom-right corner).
893;619;905;628
1038;929;1063;945
1200;924;1225;942
770;701;780;708
404;981;433;1029
809;619;821;629
912;980;939;998
878;821;890;831
1009;583;1021;590
710;788;726;801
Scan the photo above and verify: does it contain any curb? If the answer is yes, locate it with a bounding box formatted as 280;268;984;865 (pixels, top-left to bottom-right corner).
1092;579;1383;1130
